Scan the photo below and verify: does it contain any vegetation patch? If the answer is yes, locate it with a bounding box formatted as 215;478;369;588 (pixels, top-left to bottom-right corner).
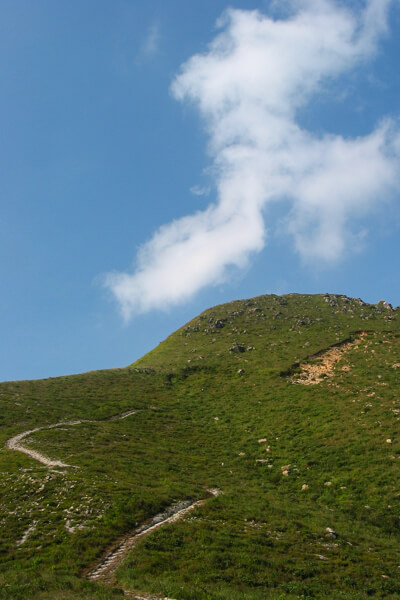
1;293;399;599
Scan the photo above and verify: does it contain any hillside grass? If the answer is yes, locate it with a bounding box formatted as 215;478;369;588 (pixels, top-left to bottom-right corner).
0;293;399;599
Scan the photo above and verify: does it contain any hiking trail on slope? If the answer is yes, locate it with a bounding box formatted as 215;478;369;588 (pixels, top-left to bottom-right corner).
5;410;137;468
85;489;220;590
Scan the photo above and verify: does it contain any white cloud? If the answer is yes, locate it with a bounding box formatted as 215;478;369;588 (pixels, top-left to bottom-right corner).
105;0;400;318
138;24;160;60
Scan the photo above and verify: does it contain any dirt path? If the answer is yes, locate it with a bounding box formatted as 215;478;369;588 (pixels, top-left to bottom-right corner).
5;420;87;467
291;332;367;385
85;489;220;590
5;410;137;468
6;413;215;600
6;411;218;600
110;409;137;421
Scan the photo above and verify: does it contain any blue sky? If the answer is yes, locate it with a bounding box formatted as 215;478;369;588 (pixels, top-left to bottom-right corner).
1;0;399;381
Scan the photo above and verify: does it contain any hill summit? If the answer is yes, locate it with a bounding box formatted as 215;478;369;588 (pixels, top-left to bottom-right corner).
1;293;400;600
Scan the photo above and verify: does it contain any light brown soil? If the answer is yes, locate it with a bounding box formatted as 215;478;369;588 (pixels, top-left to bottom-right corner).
291;332;367;385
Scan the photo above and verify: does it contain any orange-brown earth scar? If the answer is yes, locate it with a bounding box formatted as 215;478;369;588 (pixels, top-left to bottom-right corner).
291;332;367;385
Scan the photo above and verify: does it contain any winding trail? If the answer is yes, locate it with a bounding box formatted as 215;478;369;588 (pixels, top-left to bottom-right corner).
85;489;220;585
5;420;88;467
6;412;220;599
5;411;137;468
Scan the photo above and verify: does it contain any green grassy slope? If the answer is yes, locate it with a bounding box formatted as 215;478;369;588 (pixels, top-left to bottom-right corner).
1;293;399;599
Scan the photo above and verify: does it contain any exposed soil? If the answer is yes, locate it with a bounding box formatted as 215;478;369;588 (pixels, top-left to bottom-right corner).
291;332;367;385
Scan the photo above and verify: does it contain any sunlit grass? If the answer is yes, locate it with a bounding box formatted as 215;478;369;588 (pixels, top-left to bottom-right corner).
1;294;399;599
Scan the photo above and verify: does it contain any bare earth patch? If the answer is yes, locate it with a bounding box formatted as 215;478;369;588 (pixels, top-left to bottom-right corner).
291;332;367;385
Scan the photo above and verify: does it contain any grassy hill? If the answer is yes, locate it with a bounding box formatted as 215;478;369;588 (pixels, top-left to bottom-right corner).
1;293;399;600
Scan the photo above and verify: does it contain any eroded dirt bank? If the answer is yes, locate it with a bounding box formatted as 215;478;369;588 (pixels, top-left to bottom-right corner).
290;332;367;385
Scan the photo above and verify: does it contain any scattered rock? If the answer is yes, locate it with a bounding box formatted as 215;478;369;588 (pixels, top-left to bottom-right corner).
237;369;245;374
215;319;226;328
229;344;246;353
258;438;267;444
325;527;337;539
378;300;393;311
301;484;309;491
